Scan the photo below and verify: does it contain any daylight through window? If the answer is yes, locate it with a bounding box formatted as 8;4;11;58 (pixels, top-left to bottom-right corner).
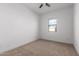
48;19;57;32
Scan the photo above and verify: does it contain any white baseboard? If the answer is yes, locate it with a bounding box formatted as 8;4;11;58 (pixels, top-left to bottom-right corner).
0;38;38;54
73;44;79;55
39;38;73;45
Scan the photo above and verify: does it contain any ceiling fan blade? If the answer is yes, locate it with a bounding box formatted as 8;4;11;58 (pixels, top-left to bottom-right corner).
39;4;43;8
46;3;50;7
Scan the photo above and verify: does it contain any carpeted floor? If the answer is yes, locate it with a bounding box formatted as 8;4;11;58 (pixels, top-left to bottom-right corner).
0;39;78;56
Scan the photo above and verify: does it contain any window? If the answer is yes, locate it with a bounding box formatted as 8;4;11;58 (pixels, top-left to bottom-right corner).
48;19;57;32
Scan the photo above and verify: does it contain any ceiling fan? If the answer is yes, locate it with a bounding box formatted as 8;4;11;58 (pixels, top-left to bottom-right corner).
39;3;51;8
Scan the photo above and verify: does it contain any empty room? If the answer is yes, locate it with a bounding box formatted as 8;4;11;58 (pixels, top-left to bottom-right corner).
0;3;79;56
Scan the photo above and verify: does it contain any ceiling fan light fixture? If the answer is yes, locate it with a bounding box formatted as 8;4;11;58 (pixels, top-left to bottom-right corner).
39;3;51;8
39;3;43;8
46;3;50;7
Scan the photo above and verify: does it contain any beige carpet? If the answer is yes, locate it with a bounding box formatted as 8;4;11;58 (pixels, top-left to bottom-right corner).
0;39;78;56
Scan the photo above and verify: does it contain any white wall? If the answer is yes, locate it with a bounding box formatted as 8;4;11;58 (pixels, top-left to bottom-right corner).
39;6;74;44
0;4;39;53
74;4;79;54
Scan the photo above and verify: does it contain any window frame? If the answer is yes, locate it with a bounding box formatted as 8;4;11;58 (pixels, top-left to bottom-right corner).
48;18;57;32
